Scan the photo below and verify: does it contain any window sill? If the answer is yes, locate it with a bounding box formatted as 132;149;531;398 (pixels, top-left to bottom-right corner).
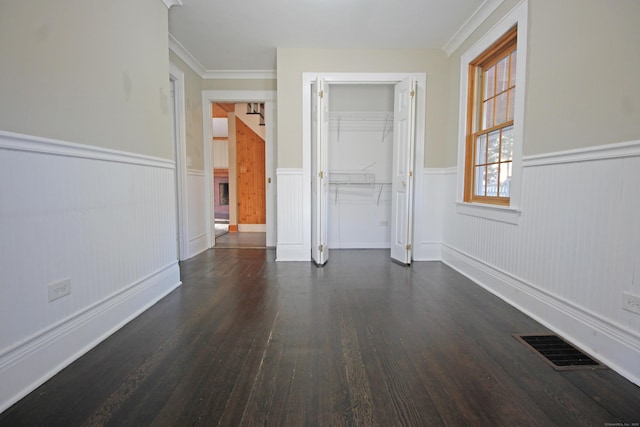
456;201;521;225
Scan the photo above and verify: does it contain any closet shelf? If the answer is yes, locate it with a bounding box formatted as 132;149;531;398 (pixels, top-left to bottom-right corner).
330;181;392;206
329;171;376;184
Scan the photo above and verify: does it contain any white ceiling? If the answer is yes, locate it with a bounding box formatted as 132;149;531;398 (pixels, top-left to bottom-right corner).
168;0;502;72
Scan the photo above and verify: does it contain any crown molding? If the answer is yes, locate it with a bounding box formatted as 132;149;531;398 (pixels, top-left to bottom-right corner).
202;70;277;80
168;34;276;80
442;0;505;56
169;33;207;76
162;0;183;9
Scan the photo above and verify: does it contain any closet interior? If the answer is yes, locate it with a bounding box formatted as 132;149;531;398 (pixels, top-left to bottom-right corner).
327;84;395;249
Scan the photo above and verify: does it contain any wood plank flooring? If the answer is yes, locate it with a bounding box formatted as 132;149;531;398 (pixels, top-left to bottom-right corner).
1;249;639;426
215;231;266;248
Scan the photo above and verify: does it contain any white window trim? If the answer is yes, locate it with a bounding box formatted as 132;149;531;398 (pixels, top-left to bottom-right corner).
455;0;528;225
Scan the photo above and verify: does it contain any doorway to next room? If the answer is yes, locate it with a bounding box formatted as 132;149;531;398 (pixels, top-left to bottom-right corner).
211;102;267;249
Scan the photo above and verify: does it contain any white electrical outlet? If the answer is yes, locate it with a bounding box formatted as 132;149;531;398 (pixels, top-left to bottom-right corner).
48;278;71;302
623;292;640;315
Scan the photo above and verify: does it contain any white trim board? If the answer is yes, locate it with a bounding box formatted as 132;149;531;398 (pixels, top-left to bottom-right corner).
203;70;277;80
187;168;205;176
188;234;208;257
523;139;640;167
0;130;174;169
169;34;206;77
170;63;190;261
442;0;506;56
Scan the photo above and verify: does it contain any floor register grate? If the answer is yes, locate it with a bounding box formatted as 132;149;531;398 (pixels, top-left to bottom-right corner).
514;334;606;371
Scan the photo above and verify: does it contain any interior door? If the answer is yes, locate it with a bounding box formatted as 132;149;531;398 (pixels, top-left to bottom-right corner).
390;77;416;264
311;78;329;265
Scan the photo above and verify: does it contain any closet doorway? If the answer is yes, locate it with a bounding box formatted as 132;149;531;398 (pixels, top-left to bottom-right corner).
305;73;426;266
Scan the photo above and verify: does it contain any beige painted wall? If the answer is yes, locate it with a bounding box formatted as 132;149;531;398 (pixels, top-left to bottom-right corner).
202;79;277;92
276;48;450;168
524;0;640;155
330;84;395;112
446;0;640;166
0;0;172;159
169;51;204;169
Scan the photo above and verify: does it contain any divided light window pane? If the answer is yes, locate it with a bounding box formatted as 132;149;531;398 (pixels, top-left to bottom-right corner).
465;28;517;204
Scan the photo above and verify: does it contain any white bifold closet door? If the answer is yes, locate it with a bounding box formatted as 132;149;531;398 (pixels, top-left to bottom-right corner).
311;78;330;266
390;77;416;265
312;76;416;266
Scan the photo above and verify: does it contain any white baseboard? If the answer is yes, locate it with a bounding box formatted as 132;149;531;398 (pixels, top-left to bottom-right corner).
276;244;308;262
188;233;208;258
441;244;640;387
0;263;181;413
413;241;442;261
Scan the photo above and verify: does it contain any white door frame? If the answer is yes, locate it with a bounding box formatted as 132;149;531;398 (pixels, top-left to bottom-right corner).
201;90;277;248
302;72;426;261
169;63;189;260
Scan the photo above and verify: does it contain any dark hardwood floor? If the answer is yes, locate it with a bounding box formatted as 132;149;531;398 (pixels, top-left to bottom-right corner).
2;249;639;426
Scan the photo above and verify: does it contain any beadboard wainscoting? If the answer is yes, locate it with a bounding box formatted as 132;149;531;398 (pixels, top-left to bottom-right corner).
442;140;640;386
186;169;207;257
0;131;181;412
412;168;455;261
276;169;306;261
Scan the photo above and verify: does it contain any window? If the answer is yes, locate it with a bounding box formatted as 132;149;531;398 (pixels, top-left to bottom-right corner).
456;0;527;224
464;27;517;205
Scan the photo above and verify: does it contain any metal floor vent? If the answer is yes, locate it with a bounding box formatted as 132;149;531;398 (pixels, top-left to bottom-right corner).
514;334;606;371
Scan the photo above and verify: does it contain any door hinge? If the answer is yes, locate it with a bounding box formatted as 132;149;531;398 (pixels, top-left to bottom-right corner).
410;89;415;97
319;90;324;98
319;244;324;252
409;171;413;178
406;244;412;250
319;171;324;179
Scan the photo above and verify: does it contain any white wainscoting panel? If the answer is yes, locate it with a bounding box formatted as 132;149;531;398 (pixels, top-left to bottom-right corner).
442;140;640;386
0;131;181;412
276;169;307;261
186;169;207;258
412;168;455;261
